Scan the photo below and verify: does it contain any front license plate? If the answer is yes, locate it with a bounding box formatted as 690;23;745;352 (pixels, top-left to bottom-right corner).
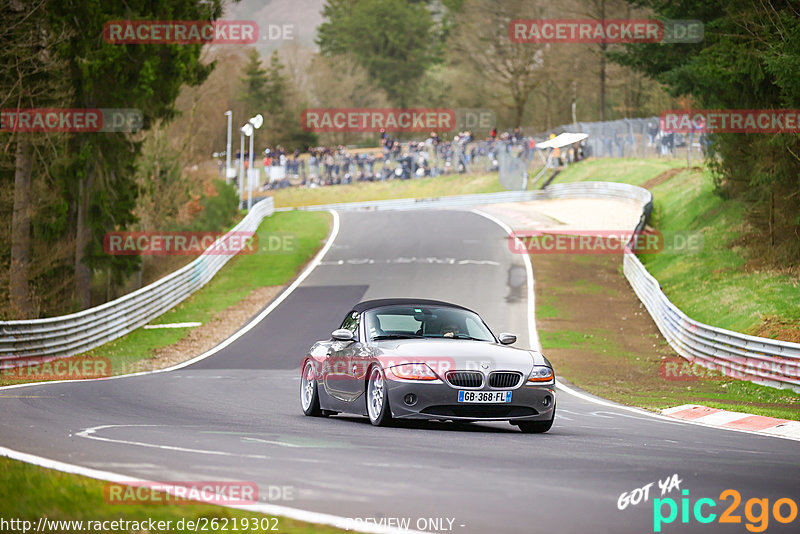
458;391;512;403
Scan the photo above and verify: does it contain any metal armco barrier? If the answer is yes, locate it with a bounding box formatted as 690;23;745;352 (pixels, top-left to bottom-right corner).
0;198;275;365
624;253;800;392
296;181;653;212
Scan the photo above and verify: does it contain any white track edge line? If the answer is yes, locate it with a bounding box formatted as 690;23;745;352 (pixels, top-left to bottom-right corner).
0;444;422;534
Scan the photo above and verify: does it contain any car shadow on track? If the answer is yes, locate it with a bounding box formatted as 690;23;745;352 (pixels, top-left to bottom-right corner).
328;415;524;433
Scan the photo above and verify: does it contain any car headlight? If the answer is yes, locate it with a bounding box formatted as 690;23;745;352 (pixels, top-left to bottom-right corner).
389;363;438;380
527;365;553;383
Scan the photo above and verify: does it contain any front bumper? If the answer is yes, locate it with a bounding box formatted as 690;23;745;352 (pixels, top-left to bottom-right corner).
385;378;555;422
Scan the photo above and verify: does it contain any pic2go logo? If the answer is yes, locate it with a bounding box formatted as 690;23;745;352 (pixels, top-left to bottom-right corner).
653;489;798;532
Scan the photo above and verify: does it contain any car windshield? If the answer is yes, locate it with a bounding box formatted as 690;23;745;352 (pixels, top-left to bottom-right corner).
364;306;495;342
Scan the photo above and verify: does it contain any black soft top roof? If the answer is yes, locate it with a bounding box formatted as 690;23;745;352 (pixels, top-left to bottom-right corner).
352;298;474;313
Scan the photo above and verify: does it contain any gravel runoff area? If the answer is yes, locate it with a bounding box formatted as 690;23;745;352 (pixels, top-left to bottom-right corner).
480;197;644;234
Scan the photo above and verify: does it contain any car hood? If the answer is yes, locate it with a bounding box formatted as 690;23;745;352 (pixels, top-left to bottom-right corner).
371;338;546;374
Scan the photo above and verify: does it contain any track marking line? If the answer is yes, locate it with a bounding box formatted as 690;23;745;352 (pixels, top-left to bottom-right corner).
143;322;202;329
76;424;273;460
0;443;421;534
241;437;304;448
319;257;499;266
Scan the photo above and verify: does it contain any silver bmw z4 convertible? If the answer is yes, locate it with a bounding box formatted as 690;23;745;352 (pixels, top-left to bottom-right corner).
300;298;556;433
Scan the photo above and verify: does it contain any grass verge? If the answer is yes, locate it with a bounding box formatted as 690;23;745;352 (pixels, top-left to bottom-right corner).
0;456;344;533
639;167;800;338
552;157;686;186
268;172;507;208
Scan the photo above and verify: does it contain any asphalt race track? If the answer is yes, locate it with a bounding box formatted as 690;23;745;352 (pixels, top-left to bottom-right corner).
1;209;798;533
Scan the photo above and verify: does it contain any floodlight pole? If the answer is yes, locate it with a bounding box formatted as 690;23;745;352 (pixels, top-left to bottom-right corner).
239;129;246;209
248;131;255;211
244;114;263;211
225;110;232;185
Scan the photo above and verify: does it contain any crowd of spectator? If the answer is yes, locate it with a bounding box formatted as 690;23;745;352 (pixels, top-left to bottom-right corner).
255;129;538;190
217;117;712;197
218;127;571;192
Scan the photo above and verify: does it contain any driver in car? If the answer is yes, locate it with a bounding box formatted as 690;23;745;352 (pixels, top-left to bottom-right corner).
441;323;459;338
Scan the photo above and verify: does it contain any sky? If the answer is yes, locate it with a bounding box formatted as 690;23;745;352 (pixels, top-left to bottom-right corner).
225;0;326;53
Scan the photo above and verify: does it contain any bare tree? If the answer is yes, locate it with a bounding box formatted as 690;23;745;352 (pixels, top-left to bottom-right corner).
2;0;71;318
567;0;636;122
307;54;390;146
447;0;547;128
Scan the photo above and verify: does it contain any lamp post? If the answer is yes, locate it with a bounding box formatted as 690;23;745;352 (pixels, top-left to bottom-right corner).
247;125;255;210
238;126;247;208
239;114;263;211
224;110;232;185
245;114;263;211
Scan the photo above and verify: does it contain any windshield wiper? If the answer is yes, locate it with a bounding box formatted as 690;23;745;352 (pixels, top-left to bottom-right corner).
446;334;489;341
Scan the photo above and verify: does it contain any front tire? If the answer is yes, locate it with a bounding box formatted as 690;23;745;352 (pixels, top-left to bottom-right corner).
516;407;555;433
301;360;323;417
366;365;391;426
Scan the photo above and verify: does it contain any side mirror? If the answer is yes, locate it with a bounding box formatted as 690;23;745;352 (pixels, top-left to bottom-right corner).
331;328;355;342
498;333;517;345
